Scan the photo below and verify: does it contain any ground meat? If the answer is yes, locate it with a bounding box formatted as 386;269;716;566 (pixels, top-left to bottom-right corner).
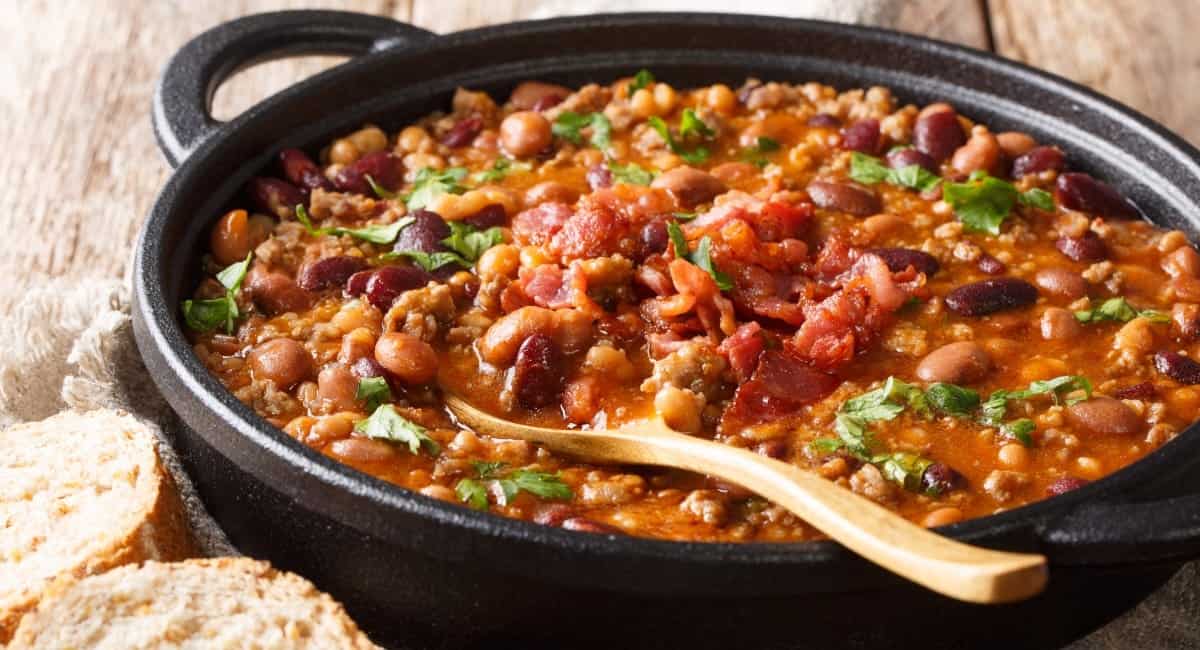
679;489;730;526
383;283;456;341
983;470;1031;503
579;473;647;505
451;87;498;122
640;340;728;400
308;187;386;222
544;83;612;121
849;463;897;504
234;377;301;418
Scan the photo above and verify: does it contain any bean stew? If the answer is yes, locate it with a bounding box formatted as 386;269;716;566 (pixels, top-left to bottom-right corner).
183;73;1200;541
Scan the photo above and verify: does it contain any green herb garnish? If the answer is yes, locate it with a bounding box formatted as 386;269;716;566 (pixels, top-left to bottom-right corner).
441;221;503;263
607;161;656;186
924;382;981;416
848;152;942;193
647;114;711;164
391;250;470;273
1074;297;1171;324
666;220;689;258
678;108;715;140
472;158;532;184
454;464;572;511
872;452;935;494
1018;187;1054;211
672;211;697;221
552;112;613;151
740;136;781;168
364;174;396;199
629;69;655;93
404;166;468;210
354;404;440;455
942;171;1018;235
664;221;731;291
181;253;252;334
355;377;393;413
295;203;413;244
1001;418;1036;447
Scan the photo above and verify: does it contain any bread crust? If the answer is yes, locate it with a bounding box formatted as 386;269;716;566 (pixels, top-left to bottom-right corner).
0;409;196;642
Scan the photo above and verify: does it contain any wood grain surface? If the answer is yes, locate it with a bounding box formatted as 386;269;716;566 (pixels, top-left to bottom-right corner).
0;1;1197;644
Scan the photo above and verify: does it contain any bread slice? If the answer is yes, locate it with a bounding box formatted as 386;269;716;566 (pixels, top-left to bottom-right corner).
0;409;195;641
9;558;381;649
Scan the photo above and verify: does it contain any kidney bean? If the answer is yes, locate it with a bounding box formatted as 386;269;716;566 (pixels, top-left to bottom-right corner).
1114;382;1157;400
510;81;571;111
755;440;789;459
334;151;403;195
464;203;508;230
1154;350;1200;385
508;333;565;409
248;177;304;218
1066;396;1142;435
561;517;622;534
867;248;940;275
1055;231;1107;263
840;118;882;154
532;94;567;112
651;167;727;208
636;221;669;261
350;356;388;380
916;341;992;384
945;278;1038;316
394;209;451;254
364;265;432;311
806;180;881;216
248;338;312;389
806;113;841;128
247;268;313;315
317;363;360;412
441;116;484;147
922;463;965;495
279;148;334;192
525;181;579;207
1047;477;1090;496
977;253;1007;275
885;147;937;173
1055;172;1137;219
346;270;373;297
1034;267;1087;300
913;110;966;162
297;256;368;291
586;164;613;190
1011;145;1066;178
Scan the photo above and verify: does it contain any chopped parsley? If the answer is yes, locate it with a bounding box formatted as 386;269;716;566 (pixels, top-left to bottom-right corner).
666;220;689;258
391;250;470;273
1074;297;1171;324
295;203;413;244
679;108;715;140
552;112;612;151
607;160;655;186
441;221;504;263
629;69;655;93
672;211;697;221
354;404;440;455
1000;418;1036;447
923;382;981;417
364;174;396;199
848;152;941;193
181;253;252;334
647;111;713;164
872;452;935;494
355;377;393;413
472;158;531;184
454;463;572;510
942;171;1018;235
404;166;468;210
1018;187;1055;211
665;221;732;291
740;136;781;168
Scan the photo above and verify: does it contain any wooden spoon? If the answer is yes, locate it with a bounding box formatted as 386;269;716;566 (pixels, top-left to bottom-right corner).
443;393;1047;604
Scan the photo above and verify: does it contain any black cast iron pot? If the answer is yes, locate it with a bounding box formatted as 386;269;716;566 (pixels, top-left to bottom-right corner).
133;11;1200;649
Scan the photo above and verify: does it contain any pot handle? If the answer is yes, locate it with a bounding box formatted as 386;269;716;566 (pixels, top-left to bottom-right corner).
153;10;435;167
1041;492;1200;565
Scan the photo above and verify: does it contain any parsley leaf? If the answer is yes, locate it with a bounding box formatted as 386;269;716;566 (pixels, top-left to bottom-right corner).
365;174;397;199
647;115;710;164
679;108;715;140
355;377;392;413
942;172;1018;235
472;461;507;479
181;253;252;334
295;204;413;244
753;136;780;153
924;383;980;416
848;152;941;193
1001;418;1036;446
455;479;488;510
552;112;612;151
629;69;655;93
392;250;470;272
690;236;733;291
833;412;876;458
506;469;573;500
354;404;440;455
404;167;468;210
454;464;572;510
872;452;935;494
441;221;503;263
1074;297;1171;324
1019;187;1054;211
666;220;689;259
672;211;697;221
740;136;781;168
982;375;1095;426
607;161;655;186
472;158;532;184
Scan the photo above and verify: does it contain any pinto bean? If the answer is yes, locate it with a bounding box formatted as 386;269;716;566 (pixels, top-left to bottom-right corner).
297;256;368;292
508;333;565;409
1065;396;1142;435
248;338;312;388
317;363;360;412
478;306;557;366
651;167;727;208
922;507;965;528
840;119;881;154
806;180;881;216
1011;145;1066;178
210;209;271;266
1055;172;1137;219
1154;350;1200;385
1172;303;1200;340
709;161;760;183
1056;231;1107;263
951;132;1001;175
913;109;966;162
374;332;438;385
1163;246;1200;278
330;438;397;463
945;278;1038;316
1040;307;1082;340
525;181;579;207
996;132;1038;159
500;111;552;158
916;341;992;383
510;81;571;110
1034;267;1087;300
867;248;940;275
247;267;313;315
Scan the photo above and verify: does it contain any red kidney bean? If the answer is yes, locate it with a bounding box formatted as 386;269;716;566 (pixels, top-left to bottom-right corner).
297;255;368;291
945;278;1038;316
755;439;789;459
586;163;613;190
350;356;388;380
806;180;881;216
346;270;373;296
334;152;403;195
1011;145;1065;178
510;81;571;111
279;148;334;192
977;253;1007;275
1055;172;1137;219
1055;231;1107;263
394;209;450;254
885;147;937;173
464;203;507;229
840;119;882;154
1047;477;1090;496
248;177;304;218
561;517;622;534
651;167;727;208
441;116;484;147
636;221;670;261
806;113;841;128
1113;382;1157;400
1154;350;1200;385
922;463;965;495
913;110;966;162
508;333;565;410
866;248;940;276
364;265;432;310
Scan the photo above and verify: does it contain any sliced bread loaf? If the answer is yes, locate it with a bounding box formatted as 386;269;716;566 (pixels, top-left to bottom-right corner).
0;409;195;641
9;558;381;649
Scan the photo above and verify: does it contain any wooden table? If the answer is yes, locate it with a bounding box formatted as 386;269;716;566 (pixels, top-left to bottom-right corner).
3;1;1196;646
